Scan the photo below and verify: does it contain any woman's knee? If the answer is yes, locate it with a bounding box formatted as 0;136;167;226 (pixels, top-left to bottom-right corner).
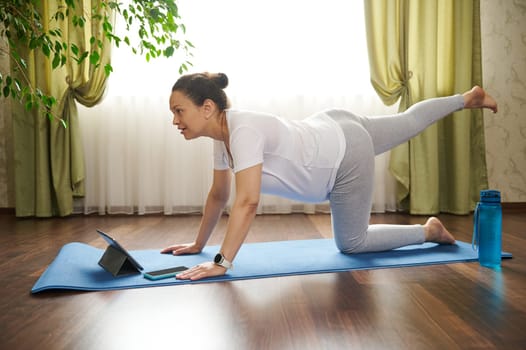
333;225;368;254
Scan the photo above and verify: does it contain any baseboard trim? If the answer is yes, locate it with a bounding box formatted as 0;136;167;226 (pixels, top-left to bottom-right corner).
0;208;15;215
502;202;526;212
1;203;524;217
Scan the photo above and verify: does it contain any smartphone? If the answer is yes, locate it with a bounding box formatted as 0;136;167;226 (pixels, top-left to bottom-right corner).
143;266;188;280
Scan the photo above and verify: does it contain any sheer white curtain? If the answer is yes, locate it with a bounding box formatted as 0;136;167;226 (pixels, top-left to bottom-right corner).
76;0;398;215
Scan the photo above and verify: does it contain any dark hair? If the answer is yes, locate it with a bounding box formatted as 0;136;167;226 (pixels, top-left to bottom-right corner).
171;72;230;110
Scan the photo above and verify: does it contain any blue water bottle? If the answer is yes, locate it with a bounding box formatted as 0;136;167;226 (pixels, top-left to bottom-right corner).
472;190;502;269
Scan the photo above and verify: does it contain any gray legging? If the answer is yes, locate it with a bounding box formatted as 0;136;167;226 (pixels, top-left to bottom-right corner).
327;94;465;253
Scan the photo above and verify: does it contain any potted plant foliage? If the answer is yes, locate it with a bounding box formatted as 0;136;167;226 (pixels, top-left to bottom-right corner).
0;0;193;125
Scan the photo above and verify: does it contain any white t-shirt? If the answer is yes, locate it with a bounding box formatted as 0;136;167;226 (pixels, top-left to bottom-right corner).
213;109;346;203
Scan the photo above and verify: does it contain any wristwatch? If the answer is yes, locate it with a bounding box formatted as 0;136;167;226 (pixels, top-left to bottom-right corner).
214;253;233;270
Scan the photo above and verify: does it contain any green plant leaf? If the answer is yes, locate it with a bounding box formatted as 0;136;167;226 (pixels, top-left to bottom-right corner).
89;51;100;65
42;44;51;57
104;64;113;76
77;51;89;63
71;43;79;56
164;45;174;57
13;78;21;91
52;54;60;69
29;38;38;49
19;58;27;69
102;20;112;32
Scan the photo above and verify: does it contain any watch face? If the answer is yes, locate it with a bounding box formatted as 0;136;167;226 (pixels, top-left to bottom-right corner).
214;253;222;264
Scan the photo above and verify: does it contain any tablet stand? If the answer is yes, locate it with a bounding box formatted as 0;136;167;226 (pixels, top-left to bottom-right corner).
98;245;142;277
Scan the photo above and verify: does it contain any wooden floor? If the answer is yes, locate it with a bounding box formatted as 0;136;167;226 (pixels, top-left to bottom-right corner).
0;210;525;350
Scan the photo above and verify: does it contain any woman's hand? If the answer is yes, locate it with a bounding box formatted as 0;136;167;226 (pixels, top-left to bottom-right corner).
175;262;227;281
160;242;202;255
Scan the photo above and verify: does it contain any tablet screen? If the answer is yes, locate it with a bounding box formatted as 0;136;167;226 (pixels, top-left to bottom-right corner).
96;229;144;270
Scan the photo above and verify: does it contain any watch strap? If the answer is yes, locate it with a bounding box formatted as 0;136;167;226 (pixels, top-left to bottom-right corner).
214;253;233;270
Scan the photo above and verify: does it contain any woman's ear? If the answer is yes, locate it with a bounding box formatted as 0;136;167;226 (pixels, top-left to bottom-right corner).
202;99;215;119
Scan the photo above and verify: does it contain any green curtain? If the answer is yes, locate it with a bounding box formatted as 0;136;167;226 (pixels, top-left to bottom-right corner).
364;0;487;214
12;0;113;217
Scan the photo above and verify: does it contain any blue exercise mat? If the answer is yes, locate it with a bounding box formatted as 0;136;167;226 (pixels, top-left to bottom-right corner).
31;239;512;293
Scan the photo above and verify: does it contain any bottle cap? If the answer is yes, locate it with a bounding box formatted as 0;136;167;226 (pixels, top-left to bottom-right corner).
480;189;501;203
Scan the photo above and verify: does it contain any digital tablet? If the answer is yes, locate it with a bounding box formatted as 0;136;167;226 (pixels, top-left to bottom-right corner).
96;229;144;271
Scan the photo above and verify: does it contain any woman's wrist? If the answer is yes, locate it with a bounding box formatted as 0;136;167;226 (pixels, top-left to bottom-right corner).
194;240;205;251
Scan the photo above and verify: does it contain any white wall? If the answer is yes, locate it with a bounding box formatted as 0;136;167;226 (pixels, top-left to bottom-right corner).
481;0;526;202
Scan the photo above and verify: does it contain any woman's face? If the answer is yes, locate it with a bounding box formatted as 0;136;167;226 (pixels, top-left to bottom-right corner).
169;90;209;140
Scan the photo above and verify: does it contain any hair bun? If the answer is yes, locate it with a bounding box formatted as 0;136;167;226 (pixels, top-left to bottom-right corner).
210;72;229;89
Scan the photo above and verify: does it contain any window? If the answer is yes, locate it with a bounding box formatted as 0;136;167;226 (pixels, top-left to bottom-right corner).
77;0;397;215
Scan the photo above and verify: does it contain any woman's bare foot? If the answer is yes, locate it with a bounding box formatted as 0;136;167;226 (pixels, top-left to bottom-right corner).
463;86;498;113
424;217;456;244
